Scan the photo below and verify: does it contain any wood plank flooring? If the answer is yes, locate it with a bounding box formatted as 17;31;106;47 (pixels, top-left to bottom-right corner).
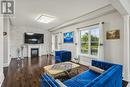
2;56;54;87
2;56;88;87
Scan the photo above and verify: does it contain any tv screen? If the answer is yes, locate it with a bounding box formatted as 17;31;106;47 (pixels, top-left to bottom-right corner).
24;33;44;44
64;32;74;43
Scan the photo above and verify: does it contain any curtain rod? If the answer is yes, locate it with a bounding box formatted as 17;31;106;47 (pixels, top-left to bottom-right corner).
77;22;104;29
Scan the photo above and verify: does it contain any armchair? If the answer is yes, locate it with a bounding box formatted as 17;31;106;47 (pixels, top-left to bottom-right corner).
55;50;71;63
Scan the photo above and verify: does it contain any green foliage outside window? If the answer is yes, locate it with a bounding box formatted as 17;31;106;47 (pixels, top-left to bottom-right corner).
80;29;99;56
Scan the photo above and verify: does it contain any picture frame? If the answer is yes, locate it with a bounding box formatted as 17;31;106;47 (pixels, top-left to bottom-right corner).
106;30;120;40
63;31;74;43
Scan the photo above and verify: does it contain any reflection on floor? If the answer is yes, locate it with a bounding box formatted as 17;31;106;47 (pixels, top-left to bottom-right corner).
2;56;54;87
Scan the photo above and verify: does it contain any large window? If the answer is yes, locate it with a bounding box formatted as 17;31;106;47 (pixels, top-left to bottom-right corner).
80;26;100;57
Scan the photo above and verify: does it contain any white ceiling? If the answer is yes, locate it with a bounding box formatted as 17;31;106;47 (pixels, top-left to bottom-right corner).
11;0;110;30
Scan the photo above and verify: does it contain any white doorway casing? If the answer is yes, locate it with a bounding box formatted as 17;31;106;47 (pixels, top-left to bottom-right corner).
0;14;4;86
123;15;130;81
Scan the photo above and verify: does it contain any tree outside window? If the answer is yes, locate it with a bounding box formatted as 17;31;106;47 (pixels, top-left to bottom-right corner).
80;27;99;57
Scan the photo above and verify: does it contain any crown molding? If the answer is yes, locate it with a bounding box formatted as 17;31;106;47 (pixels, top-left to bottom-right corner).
49;4;116;32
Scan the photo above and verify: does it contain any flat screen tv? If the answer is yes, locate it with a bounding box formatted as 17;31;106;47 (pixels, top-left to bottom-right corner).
24;33;44;44
63;32;74;43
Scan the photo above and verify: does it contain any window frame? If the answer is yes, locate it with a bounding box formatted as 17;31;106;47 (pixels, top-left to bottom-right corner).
79;25;100;58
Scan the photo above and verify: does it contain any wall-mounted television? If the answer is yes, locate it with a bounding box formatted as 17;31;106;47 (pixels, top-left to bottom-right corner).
63;32;74;43
24;33;44;44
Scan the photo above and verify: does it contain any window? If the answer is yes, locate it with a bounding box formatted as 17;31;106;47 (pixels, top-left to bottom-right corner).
80;26;100;57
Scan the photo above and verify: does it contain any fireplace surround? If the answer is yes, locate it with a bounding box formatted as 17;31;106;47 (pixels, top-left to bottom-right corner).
27;45;42;57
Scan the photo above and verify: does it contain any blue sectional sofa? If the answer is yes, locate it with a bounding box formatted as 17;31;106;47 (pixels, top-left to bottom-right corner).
41;60;122;87
55;50;71;63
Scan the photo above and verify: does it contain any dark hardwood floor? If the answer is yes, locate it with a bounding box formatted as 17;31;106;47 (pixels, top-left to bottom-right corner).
2;56;88;87
2;56;54;87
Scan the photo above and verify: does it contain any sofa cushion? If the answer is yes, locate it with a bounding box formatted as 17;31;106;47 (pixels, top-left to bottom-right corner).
64;70;100;87
89;66;105;74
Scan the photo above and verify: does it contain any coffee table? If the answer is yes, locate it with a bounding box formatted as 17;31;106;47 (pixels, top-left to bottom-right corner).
44;62;80;78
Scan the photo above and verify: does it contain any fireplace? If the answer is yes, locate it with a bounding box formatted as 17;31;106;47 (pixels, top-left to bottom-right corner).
31;48;39;57
27;45;42;57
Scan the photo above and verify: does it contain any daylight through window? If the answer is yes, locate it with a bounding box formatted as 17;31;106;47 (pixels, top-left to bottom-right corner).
80;26;100;57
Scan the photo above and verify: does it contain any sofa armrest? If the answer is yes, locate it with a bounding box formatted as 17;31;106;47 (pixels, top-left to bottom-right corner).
56;79;67;87
92;65;122;87
85;65;116;87
41;74;60;87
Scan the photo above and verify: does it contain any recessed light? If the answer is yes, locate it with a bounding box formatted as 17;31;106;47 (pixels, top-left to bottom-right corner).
36;14;56;23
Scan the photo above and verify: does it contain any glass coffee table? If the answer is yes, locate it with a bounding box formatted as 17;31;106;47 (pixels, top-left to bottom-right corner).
44;62;80;78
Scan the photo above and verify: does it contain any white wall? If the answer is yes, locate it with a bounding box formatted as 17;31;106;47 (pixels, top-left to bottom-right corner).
0;15;4;86
10;26;51;58
3;16;11;67
51;11;124;65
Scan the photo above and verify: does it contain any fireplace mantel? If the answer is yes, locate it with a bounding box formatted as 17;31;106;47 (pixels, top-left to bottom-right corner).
27;44;42;57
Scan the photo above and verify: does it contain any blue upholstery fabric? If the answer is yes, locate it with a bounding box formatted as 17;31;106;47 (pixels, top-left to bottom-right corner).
92;60;114;70
55;50;71;63
84;65;117;87
91;65;122;87
40;74;60;87
40;60;123;87
63;70;100;87
63;60;122;87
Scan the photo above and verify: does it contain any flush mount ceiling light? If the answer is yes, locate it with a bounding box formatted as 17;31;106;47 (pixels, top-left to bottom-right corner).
36;14;56;23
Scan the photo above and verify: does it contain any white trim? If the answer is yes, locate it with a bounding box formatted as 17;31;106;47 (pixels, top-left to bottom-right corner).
129;16;130;82
79;24;102;59
76;29;80;58
98;22;104;60
0;72;4;86
3;57;11;67
3;63;9;67
27;44;42;57
79;61;91;66
0;14;4;87
123;15;130;80
79;54;99;59
49;5;115;31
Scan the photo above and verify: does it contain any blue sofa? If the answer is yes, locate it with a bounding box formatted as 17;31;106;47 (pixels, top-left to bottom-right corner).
55;50;71;63
41;60;122;87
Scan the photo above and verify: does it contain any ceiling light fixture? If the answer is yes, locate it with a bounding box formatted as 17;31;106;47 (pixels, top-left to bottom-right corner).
36;14;56;23
26;32;34;35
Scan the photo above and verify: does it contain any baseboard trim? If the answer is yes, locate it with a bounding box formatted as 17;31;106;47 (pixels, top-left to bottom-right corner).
0;72;4;86
79;61;91;66
128;75;130;82
3;63;9;67
127;83;130;87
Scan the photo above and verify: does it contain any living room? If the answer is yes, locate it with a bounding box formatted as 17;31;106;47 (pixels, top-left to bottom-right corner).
0;0;130;87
